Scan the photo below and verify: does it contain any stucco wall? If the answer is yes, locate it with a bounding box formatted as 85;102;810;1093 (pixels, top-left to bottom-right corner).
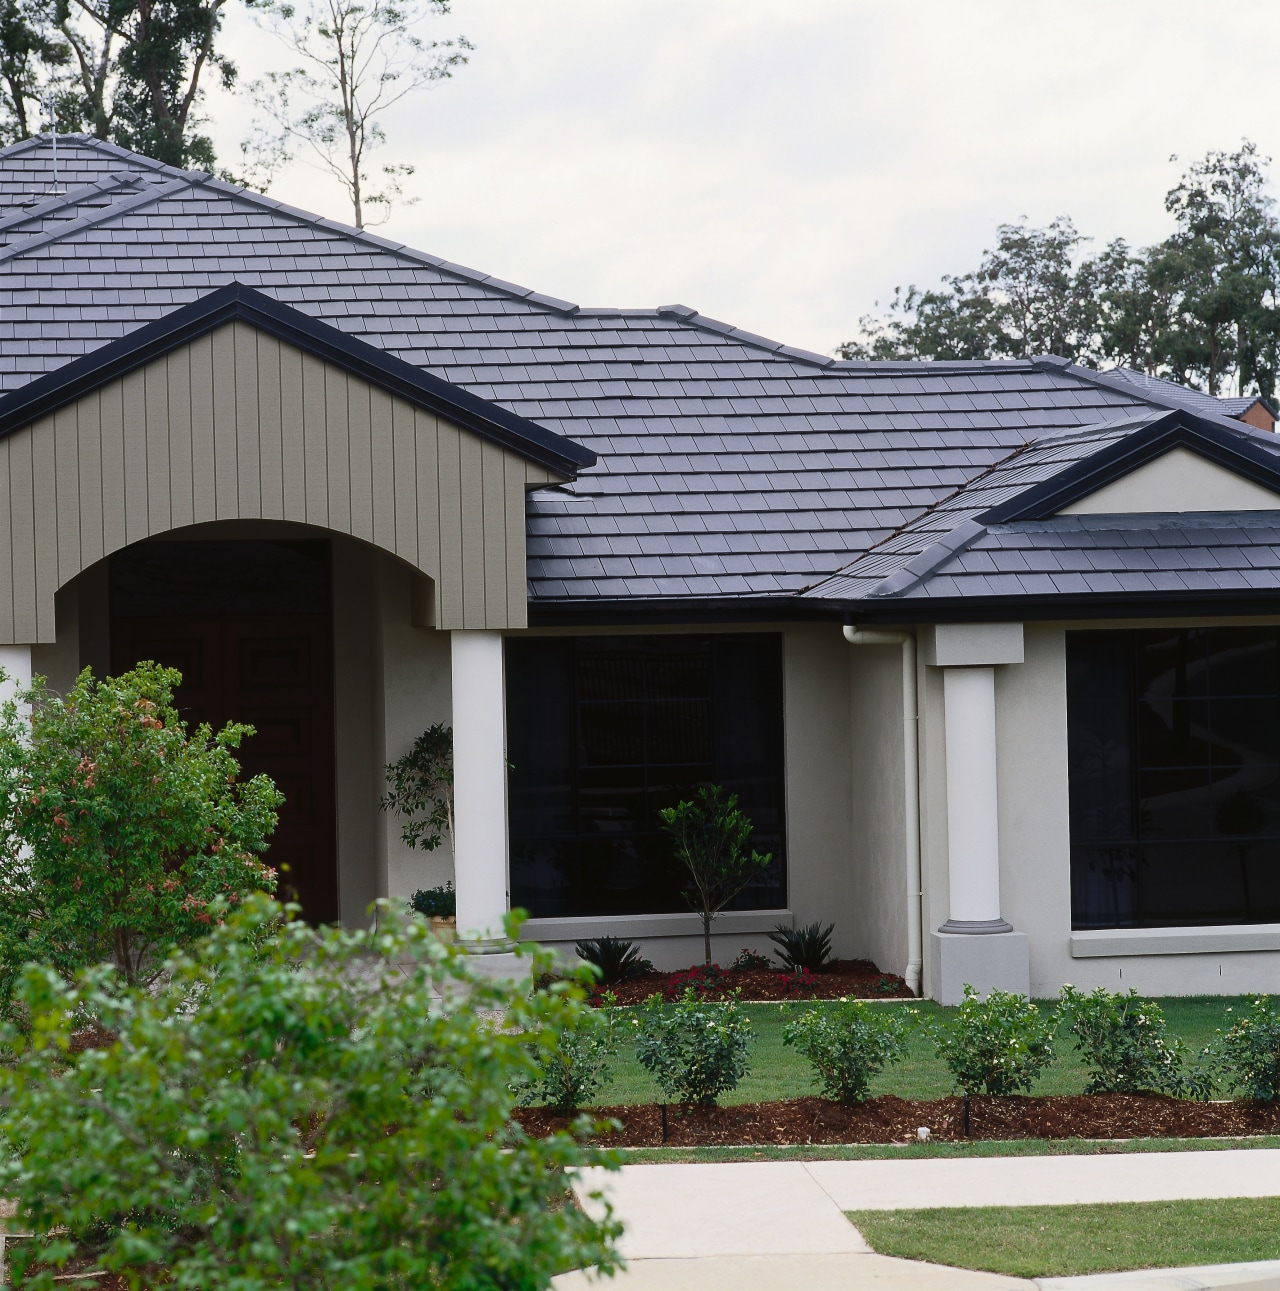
848;640;909;980
520;620;862;971
991;618;1280;997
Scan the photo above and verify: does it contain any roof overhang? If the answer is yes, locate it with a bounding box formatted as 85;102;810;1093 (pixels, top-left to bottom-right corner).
0;282;596;477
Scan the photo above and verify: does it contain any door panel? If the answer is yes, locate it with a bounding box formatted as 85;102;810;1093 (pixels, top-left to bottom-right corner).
110;612;338;923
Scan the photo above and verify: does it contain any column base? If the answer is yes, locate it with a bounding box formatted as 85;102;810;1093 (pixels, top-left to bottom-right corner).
461;950;530;983
929;929;1029;1005
937;917;1013;935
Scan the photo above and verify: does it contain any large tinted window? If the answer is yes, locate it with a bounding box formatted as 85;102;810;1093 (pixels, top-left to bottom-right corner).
1067;628;1280;928
506;634;786;917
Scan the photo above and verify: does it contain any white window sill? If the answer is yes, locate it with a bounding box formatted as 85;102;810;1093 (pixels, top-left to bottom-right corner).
1070;923;1280;958
522;909;793;943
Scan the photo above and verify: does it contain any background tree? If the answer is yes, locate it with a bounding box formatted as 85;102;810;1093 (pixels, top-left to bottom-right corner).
54;0;238;167
0;662;281;1003
381;722;453;852
243;0;470;227
840;143;1280;403
0;0;70;143
659;784;772;966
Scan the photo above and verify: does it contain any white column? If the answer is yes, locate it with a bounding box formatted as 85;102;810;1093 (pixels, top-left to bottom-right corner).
0;646;32;712
450;630;511;948
940;665;1010;933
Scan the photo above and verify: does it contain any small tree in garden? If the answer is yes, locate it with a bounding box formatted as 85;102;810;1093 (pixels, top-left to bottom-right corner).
525;994;619;1115
782;998;910;1104
382;723;454;852
0;663;281;1005
1219;996;1280;1101
0;898;622;1290
1059;985;1211;1099
659;784;772;966
633;988;753;1105
933;986;1055;1097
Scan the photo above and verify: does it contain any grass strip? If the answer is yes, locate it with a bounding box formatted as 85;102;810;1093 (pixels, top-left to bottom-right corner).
848;1196;1280;1277
621;1134;1280;1163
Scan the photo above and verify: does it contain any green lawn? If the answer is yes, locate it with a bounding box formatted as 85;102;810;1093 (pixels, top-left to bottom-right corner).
622;1135;1280;1163
593;996;1249;1106
848;1197;1280;1278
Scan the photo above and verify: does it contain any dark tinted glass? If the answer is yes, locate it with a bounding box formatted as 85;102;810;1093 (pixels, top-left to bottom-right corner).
1068;628;1280;929
507;634;787;917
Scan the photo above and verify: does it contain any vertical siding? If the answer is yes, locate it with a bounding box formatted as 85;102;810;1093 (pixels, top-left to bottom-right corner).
0;323;562;641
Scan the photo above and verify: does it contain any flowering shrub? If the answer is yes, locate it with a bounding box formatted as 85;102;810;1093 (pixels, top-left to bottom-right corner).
729;948;773;972
781;966;819;998
782;998;909;1103
1219;997;1280;1101
933;986;1055;1096
1058;985;1211;1099
870;974;903;996
662;963;726;1001
526;992;619;1113
633;988;753;1104
0;899;622;1290
0;663;281;1007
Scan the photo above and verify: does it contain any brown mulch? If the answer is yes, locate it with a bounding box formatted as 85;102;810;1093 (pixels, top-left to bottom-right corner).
517;1094;1280;1146
599;959;913;1005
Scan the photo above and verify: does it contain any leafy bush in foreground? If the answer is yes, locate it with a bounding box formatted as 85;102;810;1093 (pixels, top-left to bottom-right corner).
0;898;622;1291
933;986;1055;1096
1218;996;1280;1101
0;663;282;1006
526;993;620;1114
1059;985;1211;1099
782;998;909;1103
634;987;753;1105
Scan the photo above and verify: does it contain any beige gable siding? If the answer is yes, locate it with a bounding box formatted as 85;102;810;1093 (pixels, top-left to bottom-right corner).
1059;445;1280;515
0;320;561;642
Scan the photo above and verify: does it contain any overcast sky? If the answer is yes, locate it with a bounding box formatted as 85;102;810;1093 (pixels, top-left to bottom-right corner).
206;0;1280;357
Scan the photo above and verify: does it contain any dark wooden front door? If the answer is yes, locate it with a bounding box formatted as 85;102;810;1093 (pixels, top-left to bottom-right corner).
110;542;338;923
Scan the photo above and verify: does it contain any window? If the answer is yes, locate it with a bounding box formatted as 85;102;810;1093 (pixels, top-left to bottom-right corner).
506;634;786;917
1067;628;1280;929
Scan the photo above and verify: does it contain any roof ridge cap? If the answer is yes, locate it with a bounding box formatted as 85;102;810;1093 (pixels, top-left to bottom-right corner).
0;172;200;264
0;171;147;234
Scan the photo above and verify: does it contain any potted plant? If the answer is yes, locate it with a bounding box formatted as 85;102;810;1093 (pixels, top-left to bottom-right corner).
411;882;456;939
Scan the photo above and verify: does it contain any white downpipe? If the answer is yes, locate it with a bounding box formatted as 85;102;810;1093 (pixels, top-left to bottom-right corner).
450;630;511;949
843;626;922;996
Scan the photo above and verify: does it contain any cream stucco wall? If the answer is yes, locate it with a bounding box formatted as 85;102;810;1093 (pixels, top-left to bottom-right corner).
986;617;1280;997
520;621;866;971
1061;446;1280;514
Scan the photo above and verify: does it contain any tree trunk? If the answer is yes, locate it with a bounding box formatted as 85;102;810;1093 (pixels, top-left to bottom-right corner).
703;912;712;966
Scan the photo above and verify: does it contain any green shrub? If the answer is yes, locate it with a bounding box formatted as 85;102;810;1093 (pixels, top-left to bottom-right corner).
729;948;773;972
633;987;753;1105
381;723;453;852
575;935;653;985
933;986;1055;1096
1218;996;1280;1100
767;921;835;973
527;994;619;1113
782;998;909;1103
1058;985;1210;1099
0;663;281;1004
0;897;622;1291
410;882;455;918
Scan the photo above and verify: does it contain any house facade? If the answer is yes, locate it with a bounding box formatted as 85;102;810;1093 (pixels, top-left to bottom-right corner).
5;135;1280;1001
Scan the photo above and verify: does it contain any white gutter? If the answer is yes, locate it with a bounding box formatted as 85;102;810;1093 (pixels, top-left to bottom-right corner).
843;626;923;996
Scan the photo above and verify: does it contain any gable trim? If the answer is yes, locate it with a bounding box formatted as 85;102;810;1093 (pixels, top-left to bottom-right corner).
0;282;595;477
980;412;1280;524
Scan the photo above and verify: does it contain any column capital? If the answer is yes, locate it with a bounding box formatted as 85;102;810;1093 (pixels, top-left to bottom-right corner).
922;622;1023;668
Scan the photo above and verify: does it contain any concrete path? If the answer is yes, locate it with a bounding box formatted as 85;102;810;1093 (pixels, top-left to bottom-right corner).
553;1154;1280;1291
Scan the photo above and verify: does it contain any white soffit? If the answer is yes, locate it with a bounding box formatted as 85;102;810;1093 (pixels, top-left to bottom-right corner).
1059;446;1280;515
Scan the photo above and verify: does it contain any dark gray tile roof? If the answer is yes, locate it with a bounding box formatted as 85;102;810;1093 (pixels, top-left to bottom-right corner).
1104;366;1271;420
0;134;1264;607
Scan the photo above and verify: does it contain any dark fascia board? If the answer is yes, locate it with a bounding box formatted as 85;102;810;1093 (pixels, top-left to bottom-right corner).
527;595;835;627
534;587;1280;629
979;410;1280;524
0;282;596;477
844;587;1280;626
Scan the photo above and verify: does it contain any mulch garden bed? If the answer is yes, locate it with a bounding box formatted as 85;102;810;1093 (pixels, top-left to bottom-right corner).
595;959;913;1005
518;1093;1280;1146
